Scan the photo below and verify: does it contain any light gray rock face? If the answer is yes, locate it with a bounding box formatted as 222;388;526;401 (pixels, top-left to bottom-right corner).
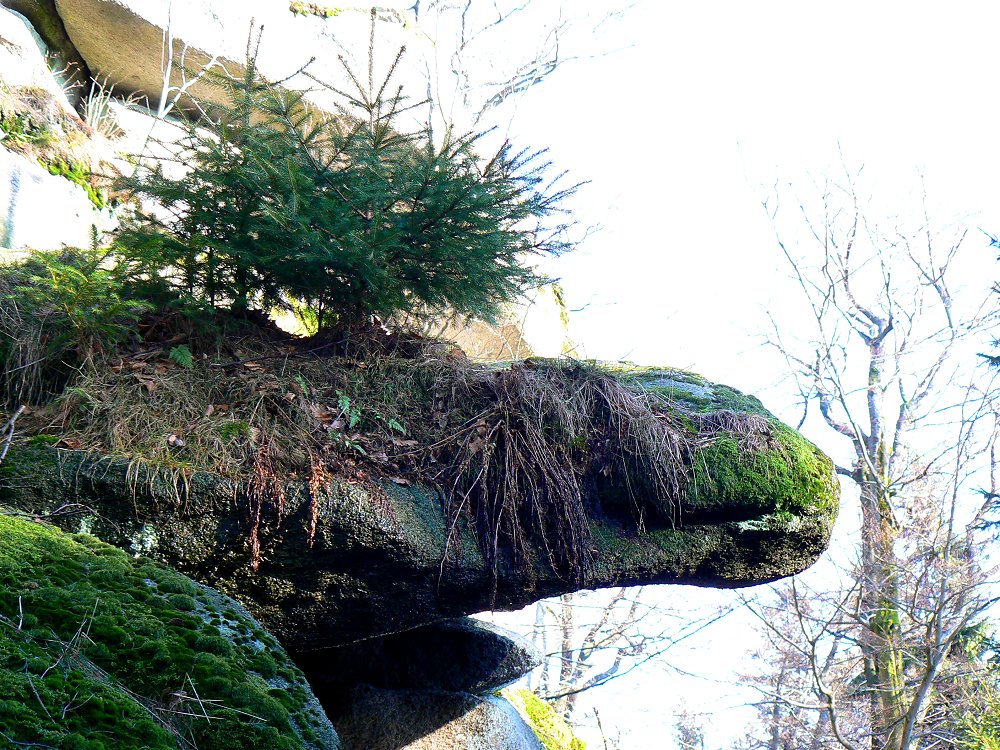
0;8;116;251
333;685;545;750
0;147;113;250
0;6;79;106
298;617;541;698
52;0;427;120
0;0;89;98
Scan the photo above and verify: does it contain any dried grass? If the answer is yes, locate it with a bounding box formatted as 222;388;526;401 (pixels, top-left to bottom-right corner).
421;359;708;589
20;326;782;589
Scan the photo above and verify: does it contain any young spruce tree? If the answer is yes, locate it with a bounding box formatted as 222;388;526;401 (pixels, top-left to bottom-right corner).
117;25;576;332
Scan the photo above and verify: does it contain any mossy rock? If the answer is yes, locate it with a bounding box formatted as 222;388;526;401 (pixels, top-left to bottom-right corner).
0;357;838;649
0;511;340;749
505;689;586;750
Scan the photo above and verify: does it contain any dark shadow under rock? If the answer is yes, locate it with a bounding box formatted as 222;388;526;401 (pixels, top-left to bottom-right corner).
297;616;540;703
333;685;544;750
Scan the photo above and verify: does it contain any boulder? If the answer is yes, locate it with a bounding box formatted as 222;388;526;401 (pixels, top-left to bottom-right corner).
0;511;340;749
52;0;426;120
0;0;89;99
1;364;839;652
299;617;541;700
0;6;79;109
0;146;113;250
332;685;545;750
0;8;118;250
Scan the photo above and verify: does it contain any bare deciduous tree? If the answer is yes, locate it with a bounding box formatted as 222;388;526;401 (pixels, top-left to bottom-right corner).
528;587;732;724
744;170;1000;750
410;1;633;131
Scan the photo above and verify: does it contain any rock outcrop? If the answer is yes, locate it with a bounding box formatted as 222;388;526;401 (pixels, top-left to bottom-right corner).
0;6;843;749
333;686;545;750
0;8;116;250
0;0;89;98
50;0;422;119
302;618;545;749
506;689;587;750
0;144;112;251
299;617;540;696
1;365;838;652
0;511;340;749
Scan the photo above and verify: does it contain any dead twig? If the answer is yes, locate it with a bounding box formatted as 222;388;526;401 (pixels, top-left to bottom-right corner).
0;404;25;463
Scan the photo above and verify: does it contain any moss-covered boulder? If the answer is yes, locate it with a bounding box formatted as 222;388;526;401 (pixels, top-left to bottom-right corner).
0;511;339;749
0;361;837;650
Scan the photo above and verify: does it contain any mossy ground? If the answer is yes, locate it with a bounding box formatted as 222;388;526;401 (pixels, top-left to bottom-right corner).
0;512;330;749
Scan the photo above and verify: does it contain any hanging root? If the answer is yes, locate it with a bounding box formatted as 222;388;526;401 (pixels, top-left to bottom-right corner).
430;360;719;593
305;451;328;549
245;439;286;570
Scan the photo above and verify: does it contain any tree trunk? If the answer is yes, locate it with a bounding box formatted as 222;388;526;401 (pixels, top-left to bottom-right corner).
858;480;907;750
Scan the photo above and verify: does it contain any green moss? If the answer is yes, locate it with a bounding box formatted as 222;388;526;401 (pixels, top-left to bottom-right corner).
218;419;253;442
0;513;320;749
43;157;106;209
27;433;60;447
506;688;586;750
603;363;769;415
689;421;838;517
0;110;54;148
289;1;342;17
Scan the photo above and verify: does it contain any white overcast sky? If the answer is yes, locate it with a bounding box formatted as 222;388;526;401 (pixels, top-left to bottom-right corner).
479;2;1000;747
503;1;1000;391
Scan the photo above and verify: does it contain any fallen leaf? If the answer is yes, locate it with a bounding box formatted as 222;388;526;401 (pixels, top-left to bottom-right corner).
388;476;411;486
390;437;419;448
59;438;82;450
311;404;339;425
204;404;215;418
135;375;157;393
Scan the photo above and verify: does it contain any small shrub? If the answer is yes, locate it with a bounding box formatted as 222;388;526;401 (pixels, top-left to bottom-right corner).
168;344;194;369
116;22;576;332
82;77;141;141
0;246;149;405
